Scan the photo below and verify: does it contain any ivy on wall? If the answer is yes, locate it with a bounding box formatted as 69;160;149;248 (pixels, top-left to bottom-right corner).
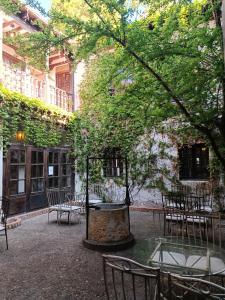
0;85;73;152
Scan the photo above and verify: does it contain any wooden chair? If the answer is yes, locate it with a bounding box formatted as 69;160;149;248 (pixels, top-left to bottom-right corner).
168;273;225;299
103;254;161;300
0;196;10;250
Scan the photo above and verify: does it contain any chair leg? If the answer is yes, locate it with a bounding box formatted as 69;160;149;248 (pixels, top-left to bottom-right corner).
5;227;8;250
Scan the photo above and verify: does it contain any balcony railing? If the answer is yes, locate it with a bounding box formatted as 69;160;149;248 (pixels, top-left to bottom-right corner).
2;63;73;112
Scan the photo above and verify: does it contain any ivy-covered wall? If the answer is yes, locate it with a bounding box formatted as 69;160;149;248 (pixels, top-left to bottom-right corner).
0;85;73;151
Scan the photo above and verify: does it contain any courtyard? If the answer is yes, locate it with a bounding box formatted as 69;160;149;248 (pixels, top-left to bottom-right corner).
0;210;158;300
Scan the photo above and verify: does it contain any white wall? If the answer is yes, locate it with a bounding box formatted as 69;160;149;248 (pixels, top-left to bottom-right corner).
74;61;86;111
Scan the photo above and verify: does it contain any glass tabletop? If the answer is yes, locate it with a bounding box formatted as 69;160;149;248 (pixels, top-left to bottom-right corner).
120;236;225;276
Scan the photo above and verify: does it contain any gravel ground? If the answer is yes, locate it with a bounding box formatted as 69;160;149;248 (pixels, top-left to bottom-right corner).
0;210;161;300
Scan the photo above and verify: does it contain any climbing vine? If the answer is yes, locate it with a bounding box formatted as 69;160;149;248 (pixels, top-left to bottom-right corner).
0;85;73;152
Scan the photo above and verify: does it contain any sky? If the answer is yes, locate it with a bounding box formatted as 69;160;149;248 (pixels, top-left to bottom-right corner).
37;0;51;12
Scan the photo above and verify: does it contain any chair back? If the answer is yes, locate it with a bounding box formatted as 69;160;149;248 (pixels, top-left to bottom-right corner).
164;209;222;248
1;196;10;223
168;273;225;299
103;254;160;300
46;189;68;206
162;192;185;210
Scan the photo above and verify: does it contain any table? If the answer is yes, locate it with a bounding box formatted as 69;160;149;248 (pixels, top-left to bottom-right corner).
122;237;225;276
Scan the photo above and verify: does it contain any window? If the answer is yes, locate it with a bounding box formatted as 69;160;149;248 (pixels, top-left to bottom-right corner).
31;150;44;192
9;149;26;195
103;148;123;177
61;152;71;188
48;150;72;188
48;151;59;188
178;144;209;180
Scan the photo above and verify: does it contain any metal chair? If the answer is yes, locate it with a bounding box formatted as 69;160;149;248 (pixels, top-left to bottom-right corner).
103;254;161;300
66;192;86;214
46;189;81;224
168;273;225;299
0;196;10;250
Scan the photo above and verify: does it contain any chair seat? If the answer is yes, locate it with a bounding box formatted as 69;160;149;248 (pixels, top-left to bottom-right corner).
186;216;208;223
166;214;183;221
193;205;212;213
59;205;81;212
0;224;5;231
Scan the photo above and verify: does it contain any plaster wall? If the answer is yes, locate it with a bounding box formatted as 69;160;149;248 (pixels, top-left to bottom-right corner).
74;132;210;206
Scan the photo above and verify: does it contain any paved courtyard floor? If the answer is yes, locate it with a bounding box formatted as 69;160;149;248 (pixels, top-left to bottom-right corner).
0;211;161;300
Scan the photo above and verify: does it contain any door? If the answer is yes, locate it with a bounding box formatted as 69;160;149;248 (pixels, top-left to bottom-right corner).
27;147;47;210
4;146;27;214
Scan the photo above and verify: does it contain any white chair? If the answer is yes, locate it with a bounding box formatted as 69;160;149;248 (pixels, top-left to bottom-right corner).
0;197;10;250
103;254;161;300
47;189;81;224
168;273;225;299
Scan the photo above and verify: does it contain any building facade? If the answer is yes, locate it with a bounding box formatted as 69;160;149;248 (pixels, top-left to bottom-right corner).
0;5;78;215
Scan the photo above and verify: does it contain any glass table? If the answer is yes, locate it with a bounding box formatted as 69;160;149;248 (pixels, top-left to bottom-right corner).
120;237;225;276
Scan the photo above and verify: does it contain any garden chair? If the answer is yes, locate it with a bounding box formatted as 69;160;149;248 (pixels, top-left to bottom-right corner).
0;196;10;250
168;273;225;299
46;189;81;224
102;254;161;300
66;192;86;214
164;209;222;248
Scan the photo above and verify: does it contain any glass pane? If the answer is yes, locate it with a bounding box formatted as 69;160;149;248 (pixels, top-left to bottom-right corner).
62;165;67;176
66;165;71;175
54;153;59;163
18;166;25;180
11;150;19;163
10;181;17;195
37;179;44;191
67;177;71;187
54;166;58;176
31;179;37;192
20;150;25;163
54;178;58;188
48;178;54;188
18;180;25;193
62;153;67;163
48;152;53;164
38;152;43;163
37;165;43;177
62;176;71;187
10;165;18;179
31;165;37;178
32;179;44;192
32;151;37;164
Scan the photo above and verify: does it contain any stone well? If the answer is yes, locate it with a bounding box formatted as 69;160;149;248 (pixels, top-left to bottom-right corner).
83;203;134;251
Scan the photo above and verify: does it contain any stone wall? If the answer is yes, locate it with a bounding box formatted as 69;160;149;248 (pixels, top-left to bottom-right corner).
88;205;129;242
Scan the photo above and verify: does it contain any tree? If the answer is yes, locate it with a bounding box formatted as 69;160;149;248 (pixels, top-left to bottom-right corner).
2;0;225;170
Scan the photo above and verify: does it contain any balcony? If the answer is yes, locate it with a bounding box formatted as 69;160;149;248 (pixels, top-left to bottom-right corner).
2;63;73;112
